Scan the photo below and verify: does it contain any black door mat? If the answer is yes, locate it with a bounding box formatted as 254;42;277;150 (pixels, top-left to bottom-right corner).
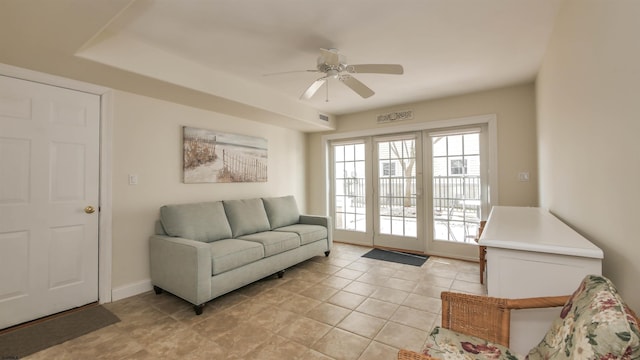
362;248;428;266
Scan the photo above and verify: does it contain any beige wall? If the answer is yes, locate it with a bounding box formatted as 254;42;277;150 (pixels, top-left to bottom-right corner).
536;0;640;310
111;90;307;290
307;83;539;215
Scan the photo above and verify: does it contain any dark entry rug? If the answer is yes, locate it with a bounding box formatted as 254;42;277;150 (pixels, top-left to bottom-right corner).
0;305;120;358
362;248;428;267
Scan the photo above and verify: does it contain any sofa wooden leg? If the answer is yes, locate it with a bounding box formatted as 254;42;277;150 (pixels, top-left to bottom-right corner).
277;270;285;278
153;286;163;295
324;250;331;257
194;304;204;315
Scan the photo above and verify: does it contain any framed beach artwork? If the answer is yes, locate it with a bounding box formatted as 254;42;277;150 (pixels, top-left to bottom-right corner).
183;126;268;183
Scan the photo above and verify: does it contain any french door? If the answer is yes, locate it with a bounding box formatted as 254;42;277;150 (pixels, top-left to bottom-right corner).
330;125;488;258
373;133;424;252
332;140;371;246
425;128;488;258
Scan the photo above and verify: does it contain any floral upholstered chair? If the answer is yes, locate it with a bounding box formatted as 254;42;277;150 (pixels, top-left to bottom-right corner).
398;275;639;360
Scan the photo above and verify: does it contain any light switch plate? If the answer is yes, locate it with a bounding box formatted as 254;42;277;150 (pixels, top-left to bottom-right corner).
128;174;138;185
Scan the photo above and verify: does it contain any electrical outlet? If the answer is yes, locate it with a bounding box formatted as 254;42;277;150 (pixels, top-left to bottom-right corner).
518;172;530;182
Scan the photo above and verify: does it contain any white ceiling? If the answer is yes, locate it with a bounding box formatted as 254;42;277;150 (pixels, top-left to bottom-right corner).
84;0;563;116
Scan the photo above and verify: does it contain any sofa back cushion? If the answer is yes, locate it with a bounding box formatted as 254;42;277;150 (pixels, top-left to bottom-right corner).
262;195;300;229
527;275;640;360
160;201;232;243
223;198;271;237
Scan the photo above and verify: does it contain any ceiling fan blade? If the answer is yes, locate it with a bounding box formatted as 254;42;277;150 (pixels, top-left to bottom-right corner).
339;74;375;98
300;77;327;100
320;48;340;66
346;64;404;75
263;69;319;76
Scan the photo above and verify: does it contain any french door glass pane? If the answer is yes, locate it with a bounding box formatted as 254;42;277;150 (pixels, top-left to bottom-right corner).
431;133;481;243
334;143;366;232
377;138;417;237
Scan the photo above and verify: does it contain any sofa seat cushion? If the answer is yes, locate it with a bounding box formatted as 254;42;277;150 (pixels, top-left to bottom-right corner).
208;239;265;275
422;327;524;360
223;199;272;237
238;231;300;257
160;201;232;243
262;195;300;229
273;224;327;245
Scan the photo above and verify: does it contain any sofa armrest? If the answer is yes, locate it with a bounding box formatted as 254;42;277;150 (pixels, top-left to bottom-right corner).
299;214;330;227
441;291;570;347
299;215;333;250
149;235;212;305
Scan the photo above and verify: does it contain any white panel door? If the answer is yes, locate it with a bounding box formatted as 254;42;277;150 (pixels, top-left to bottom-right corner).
0;75;100;329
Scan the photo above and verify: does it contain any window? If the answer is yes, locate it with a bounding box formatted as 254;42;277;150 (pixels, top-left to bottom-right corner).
332;142;366;232
377;137;417;237
431;131;482;242
450;159;468;175
382;162;396;176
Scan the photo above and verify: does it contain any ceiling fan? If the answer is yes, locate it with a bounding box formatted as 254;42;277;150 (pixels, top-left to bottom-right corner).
267;48;404;101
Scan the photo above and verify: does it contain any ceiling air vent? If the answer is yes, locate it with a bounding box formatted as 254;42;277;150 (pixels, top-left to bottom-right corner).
377;110;413;124
318;113;329;122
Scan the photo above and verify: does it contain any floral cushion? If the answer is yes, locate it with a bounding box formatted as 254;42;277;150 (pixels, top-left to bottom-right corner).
422;326;524;360
526;275;640;360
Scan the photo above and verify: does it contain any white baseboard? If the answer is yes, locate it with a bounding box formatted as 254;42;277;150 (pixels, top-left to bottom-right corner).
111;279;153;302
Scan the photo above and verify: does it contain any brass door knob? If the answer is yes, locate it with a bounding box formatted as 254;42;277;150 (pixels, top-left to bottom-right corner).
84;206;96;214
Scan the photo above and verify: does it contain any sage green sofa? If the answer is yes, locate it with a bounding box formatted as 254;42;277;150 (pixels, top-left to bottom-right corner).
149;195;332;315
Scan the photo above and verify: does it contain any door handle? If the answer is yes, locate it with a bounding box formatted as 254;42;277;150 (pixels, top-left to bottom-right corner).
84;206;96;214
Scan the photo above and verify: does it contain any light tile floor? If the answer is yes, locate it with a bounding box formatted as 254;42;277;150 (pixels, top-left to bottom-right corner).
25;243;485;360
